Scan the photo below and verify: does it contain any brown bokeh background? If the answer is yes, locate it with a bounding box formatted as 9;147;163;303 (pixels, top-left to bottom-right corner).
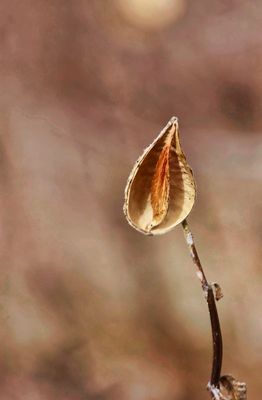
0;1;261;399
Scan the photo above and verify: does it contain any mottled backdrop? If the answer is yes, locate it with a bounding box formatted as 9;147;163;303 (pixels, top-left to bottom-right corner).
0;1;261;399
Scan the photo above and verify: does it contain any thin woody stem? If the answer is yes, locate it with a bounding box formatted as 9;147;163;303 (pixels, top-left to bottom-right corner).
181;219;223;395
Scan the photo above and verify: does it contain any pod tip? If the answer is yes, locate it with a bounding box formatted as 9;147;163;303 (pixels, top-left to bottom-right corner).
169;116;178;124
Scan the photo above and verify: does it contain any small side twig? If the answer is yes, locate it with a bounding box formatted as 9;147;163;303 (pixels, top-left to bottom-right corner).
181;219;223;399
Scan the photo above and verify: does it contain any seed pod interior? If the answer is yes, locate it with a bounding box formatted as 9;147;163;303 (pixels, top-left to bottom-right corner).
124;117;196;235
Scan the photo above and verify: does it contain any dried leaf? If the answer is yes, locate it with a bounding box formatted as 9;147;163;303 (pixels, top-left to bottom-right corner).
124;116;196;235
220;375;247;400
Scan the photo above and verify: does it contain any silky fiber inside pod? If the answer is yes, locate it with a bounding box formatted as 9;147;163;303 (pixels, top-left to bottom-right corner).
124;117;196;235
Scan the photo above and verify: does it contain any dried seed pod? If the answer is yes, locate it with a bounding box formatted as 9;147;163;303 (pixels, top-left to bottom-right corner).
124;116;196;235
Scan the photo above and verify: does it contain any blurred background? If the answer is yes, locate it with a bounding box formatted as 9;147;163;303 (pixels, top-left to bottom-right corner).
0;1;261;399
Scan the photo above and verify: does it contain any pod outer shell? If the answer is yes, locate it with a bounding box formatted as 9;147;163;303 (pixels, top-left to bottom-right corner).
124;117;196;235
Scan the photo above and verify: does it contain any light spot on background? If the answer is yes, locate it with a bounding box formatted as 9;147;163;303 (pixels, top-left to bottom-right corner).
115;0;187;31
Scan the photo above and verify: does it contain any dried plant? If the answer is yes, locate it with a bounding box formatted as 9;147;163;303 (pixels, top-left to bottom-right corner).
124;117;195;234
123;117;247;400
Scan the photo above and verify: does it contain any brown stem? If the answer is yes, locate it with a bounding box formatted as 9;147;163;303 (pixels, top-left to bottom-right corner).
181;219;223;394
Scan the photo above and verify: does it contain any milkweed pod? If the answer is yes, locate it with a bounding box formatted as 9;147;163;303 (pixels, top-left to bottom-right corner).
123;117;196;235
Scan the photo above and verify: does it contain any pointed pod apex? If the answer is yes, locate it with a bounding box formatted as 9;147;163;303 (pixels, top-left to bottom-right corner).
170;116;178;124
123;117;196;235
